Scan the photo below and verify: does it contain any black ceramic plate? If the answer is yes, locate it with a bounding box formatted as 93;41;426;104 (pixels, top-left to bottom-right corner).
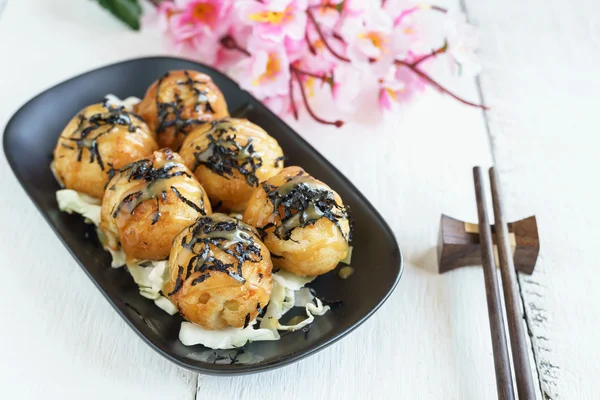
3;57;402;375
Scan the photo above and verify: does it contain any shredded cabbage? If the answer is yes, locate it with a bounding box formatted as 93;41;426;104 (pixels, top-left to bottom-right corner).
272;270;315;290
56;189;101;225
56;189;125;267
178;271;329;348
154;296;178;316
261;274;329;335
56;187;332;349
107;248;126;268
127;261;168;300
103;94;141;110
179;321;277;349
340;245;353;265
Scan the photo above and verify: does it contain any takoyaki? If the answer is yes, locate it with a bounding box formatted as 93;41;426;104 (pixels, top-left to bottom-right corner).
135;70;229;151
179;118;284;212
243;166;352;276
52;101;158;198
99;148;212;262
164;214;273;330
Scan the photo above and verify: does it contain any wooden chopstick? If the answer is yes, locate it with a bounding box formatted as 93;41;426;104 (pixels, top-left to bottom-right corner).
489;167;536;400
473;167;515;400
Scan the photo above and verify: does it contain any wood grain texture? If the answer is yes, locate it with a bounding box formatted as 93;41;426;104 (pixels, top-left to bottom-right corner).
463;0;600;398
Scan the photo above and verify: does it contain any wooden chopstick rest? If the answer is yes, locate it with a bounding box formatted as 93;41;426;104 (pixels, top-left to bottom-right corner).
437;214;539;275
437;167;540;400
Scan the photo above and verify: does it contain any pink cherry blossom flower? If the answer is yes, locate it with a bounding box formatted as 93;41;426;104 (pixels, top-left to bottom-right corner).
155;1;236;65
394;54;427;100
380;0;422;28
230;37;291;99
300;21;347;70
145;0;485;125
378;66;404;112
335;0;366;23
175;0;231;36
339;8;393;64
148;1;181;33
378;83;402;113
237;0;308;42
308;0;342;29
444;12;482;77
285;36;308;63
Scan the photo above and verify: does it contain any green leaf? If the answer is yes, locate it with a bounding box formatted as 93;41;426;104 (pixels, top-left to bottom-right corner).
98;0;142;31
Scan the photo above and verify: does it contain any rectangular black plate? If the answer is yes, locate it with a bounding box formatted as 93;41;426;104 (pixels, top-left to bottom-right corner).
3;57;402;375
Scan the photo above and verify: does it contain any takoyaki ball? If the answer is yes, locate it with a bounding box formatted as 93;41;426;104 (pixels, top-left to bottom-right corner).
52;102;158;199
164;214;273;330
135;70;229;151
179;118;285;212
243;166;352;277
99;149;212;262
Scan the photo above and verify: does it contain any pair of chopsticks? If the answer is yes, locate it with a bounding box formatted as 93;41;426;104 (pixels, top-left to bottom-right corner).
473;167;536;400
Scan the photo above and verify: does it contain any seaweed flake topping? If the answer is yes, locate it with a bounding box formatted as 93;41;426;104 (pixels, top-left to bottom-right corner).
262;174;351;241
60;102;143;171
274;156;286;168
154;71;215;142
168;214;263;295
192;119;263;187
110;153;206;224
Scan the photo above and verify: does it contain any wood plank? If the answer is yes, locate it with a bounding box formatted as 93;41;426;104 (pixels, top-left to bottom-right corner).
0;1;197;399
463;0;600;398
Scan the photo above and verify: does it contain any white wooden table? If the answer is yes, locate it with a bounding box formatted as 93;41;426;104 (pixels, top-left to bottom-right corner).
0;0;596;398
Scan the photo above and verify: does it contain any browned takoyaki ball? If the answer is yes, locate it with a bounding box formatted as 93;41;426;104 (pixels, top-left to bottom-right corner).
179;118;284;212
164;214;273;330
99;149;212;263
135;70;229;151
243;166;351;277
52;102;158;199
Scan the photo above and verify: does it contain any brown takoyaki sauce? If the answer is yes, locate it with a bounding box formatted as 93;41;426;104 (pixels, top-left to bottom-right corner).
60;101;142;171
192;119;263;187
261;174;352;241
109;151;207;224
168;215;263;296
155;71;215;142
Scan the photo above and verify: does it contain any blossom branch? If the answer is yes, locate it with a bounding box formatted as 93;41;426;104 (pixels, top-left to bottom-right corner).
220;35;251;56
290;65;332;83
305;30;317;55
309;3;339;10
395;60;488;109
292;70;344;127
431;5;448;13
412;41;448;67
306;9;351;62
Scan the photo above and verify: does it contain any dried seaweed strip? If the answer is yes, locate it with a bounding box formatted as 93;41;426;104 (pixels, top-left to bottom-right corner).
192;120;263;187
261;174;352;241
169;216;263;295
